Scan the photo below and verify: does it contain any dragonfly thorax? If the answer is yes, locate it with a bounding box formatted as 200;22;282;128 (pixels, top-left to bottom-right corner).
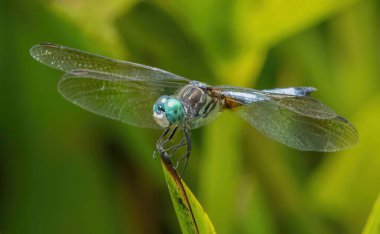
153;95;185;127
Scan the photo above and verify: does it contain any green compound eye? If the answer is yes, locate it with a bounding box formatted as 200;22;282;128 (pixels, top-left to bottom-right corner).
164;98;184;124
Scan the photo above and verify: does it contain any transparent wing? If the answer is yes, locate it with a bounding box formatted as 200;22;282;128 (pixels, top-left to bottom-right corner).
218;87;358;151
30;43;192;128
30;43;191;83
58;70;187;128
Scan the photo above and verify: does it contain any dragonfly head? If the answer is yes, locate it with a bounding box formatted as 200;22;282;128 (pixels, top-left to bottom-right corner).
153;96;185;127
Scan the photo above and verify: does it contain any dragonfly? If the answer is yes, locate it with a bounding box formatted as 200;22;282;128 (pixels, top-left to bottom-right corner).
30;43;358;173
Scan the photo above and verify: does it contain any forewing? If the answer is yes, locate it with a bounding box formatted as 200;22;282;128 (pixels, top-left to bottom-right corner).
234;99;358;151
58;70;185;128
30;43;192;128
30;43;191;84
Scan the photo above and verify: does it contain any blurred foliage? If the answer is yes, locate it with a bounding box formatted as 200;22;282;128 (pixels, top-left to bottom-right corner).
1;0;380;233
362;194;380;234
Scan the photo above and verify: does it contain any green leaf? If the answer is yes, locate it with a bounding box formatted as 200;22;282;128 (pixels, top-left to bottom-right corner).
362;193;380;234
161;157;215;234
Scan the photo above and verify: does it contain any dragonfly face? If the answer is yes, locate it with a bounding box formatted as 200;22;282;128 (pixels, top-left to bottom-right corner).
153;95;185;127
30;43;359;175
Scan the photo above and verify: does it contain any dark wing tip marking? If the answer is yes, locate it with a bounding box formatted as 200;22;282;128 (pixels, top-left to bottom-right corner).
336;115;349;124
38;42;59;47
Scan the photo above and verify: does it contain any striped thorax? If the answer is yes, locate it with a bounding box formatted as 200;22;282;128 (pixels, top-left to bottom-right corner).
178;81;222;128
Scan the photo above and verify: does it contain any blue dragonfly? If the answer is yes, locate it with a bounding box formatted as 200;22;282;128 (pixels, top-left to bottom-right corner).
30;43;358;172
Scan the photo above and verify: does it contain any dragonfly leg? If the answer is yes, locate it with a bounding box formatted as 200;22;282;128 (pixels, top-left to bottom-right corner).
164;136;186;155
154;126;178;158
154;127;170;158
154;124;191;178
174;125;191;178
155;127;170;148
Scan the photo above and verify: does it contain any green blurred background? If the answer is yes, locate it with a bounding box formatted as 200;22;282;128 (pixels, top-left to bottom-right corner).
1;0;379;233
